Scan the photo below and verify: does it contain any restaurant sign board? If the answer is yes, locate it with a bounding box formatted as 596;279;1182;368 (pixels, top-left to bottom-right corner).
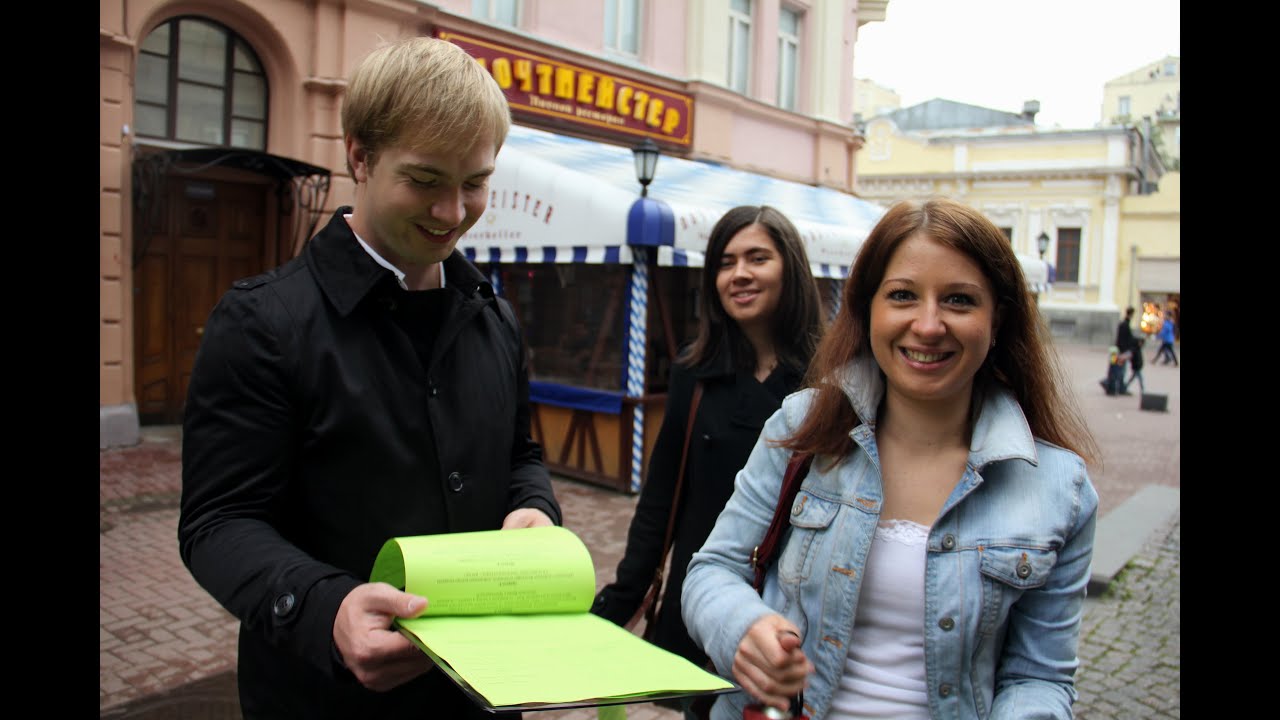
438;31;693;147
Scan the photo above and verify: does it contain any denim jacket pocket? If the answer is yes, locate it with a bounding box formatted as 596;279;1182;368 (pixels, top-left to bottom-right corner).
976;545;1059;637
777;492;840;585
979;545;1057;589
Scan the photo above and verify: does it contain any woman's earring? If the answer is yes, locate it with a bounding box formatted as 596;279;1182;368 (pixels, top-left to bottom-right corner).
990;338;997;349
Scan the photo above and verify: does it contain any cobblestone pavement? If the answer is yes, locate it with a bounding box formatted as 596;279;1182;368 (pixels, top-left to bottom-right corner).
1074;512;1181;720
100;341;1179;718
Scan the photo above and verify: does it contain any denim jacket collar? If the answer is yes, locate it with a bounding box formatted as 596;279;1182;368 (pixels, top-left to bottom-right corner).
833;353;1039;471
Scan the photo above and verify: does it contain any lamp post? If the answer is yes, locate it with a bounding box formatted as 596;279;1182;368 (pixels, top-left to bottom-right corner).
632;137;660;197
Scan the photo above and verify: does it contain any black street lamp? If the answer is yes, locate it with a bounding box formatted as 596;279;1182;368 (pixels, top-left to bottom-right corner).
632;137;660;197
1037;231;1050;260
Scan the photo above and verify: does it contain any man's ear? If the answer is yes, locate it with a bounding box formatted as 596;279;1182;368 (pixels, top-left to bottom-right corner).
345;136;370;184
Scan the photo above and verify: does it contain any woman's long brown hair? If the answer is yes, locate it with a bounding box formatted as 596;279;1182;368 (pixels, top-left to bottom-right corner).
781;197;1099;467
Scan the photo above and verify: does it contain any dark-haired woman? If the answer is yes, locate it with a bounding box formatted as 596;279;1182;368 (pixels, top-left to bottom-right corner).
591;205;824;719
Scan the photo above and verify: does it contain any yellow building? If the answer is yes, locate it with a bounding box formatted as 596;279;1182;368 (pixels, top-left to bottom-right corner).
855;98;1175;345
1103;56;1179;169
854;77;901;120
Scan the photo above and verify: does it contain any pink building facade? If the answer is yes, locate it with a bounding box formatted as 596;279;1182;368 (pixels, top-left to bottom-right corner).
100;1;883;491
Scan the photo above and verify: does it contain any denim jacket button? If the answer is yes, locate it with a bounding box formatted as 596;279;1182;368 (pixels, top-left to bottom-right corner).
939;683;953;697
938;616;955;631
941;534;956;550
1016;562;1032;579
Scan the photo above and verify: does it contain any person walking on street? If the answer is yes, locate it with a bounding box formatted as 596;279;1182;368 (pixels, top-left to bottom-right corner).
591;206;824;720
1105;307;1137;395
1124;336;1146;394
1154;313;1178;366
177;37;561;719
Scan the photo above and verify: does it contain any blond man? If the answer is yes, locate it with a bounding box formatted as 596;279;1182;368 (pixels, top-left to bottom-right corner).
179;37;559;719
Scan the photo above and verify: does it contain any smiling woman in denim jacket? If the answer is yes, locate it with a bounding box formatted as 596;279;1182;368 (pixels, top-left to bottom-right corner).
683;197;1100;720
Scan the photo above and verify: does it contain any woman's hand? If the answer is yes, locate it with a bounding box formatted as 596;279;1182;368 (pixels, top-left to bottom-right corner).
733;614;814;712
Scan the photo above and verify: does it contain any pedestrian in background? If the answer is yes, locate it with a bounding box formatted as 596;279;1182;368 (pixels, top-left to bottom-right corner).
178;37;560;719
591;205;824;720
1125;336;1147;394
1111;306;1137;395
1154;312;1179;366
683;196;1100;720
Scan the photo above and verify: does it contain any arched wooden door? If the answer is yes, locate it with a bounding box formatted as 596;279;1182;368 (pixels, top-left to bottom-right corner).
134;177;268;424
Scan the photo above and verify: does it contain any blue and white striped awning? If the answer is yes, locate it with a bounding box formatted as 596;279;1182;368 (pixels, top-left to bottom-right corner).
460;124;884;273
463;124;1050;291
464;245;633;265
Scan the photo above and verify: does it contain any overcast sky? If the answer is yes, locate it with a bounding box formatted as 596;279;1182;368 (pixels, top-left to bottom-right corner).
853;0;1181;129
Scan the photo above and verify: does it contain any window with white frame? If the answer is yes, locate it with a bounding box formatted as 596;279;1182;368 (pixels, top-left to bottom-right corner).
728;0;753;94
777;6;800;110
473;0;519;27
605;0;642;56
1117;95;1131;118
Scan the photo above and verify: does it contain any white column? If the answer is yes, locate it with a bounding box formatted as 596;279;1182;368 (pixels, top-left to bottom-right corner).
1100;175;1122;307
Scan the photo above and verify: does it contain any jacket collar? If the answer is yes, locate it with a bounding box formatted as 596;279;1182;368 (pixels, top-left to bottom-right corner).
835;353;1039;469
305;207;494;317
690;343;736;380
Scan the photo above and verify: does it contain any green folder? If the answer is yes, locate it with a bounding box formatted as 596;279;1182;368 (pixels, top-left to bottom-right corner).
370;525;736;713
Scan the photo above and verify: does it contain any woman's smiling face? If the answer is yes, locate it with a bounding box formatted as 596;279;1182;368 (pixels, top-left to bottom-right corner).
869;232;1000;406
715;223;785;334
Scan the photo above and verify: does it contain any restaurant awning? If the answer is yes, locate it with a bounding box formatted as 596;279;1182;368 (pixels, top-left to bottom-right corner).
462;123;1051;291
461;124;883;276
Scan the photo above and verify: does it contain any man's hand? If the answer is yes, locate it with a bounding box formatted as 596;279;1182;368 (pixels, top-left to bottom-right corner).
501;508;555;529
732;614;814;712
333;582;434;692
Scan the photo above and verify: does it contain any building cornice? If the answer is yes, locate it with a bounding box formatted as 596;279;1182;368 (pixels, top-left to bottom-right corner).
858;1;890;25
919;128;1128;145
100;27;135;48
303;77;348;95
859;166;1140;184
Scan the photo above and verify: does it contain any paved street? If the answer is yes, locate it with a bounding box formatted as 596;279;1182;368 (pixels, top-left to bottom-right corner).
100;341;1179;718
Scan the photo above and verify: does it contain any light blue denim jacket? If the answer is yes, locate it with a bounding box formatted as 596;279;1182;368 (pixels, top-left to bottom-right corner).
683;355;1098;720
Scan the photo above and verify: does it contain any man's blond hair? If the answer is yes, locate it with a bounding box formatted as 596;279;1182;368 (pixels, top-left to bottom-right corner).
342;36;510;170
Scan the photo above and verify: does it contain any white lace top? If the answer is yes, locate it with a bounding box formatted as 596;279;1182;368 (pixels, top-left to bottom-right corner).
827;519;931;720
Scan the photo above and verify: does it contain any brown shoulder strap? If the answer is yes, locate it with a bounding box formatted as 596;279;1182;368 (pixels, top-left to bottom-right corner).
644;380;705;625
751;452;813;594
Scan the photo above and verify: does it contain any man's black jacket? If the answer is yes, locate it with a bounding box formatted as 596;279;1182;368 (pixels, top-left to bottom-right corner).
178;208;560;718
